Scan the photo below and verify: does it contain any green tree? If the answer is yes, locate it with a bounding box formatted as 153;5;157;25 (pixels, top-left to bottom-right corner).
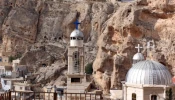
9;52;22;62
9;56;15;62
85;62;93;75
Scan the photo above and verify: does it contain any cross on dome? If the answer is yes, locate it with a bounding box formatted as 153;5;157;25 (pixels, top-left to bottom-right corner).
74;19;80;29
135;44;143;53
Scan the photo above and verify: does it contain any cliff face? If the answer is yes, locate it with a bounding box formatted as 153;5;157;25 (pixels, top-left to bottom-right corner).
0;0;175;93
93;0;175;94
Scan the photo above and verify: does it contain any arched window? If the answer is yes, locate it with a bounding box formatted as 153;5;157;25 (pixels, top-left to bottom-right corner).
166;88;172;100
77;37;83;40
151;95;157;100
73;37;76;40
132;93;136;100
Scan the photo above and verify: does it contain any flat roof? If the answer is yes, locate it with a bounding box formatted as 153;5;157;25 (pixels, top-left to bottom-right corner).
2;77;24;81
13;82;32;86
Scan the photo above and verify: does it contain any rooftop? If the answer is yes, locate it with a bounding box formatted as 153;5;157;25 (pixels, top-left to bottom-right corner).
126;60;172;85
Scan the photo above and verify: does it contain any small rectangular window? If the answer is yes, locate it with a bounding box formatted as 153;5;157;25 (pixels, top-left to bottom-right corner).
73;37;76;40
71;78;81;83
20;87;22;90
4;80;7;85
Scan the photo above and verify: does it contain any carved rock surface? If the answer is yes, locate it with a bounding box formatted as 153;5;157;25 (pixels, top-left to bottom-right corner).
0;0;175;94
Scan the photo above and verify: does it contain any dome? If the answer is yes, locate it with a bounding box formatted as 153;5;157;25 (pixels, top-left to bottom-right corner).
133;53;144;60
70;29;84;38
126;60;172;85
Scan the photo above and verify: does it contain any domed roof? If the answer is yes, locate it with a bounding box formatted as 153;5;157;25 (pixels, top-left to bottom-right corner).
70;29;84;37
133;53;144;60
126;60;172;85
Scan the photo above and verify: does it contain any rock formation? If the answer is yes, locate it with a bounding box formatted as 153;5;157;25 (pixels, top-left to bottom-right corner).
0;0;175;94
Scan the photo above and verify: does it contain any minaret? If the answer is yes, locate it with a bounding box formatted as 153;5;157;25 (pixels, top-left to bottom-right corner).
67;19;87;93
133;44;144;64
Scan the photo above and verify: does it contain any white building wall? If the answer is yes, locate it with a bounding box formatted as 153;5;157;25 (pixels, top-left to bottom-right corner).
70;40;83;47
1;78;12;91
144;87;165;100
5;71;12;76
14;85;26;91
126;87;143;100
0;68;5;75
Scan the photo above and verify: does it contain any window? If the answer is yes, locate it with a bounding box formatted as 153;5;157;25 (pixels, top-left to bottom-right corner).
25;87;30;90
4;80;7;85
168;89;172;100
71;78;81;83
2;69;3;74
132;93;136;100
151;95;157;100
20;87;22;90
73;51;80;73
77;37;83;40
73;37;76;40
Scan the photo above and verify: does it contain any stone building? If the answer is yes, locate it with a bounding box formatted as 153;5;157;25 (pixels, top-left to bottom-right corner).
0;59;28;91
0;66;12;76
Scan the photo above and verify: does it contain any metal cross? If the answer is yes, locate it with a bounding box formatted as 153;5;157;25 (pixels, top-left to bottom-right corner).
135;44;143;53
74;19;80;29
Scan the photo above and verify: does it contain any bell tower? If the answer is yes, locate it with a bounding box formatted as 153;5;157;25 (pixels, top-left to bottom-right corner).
67;19;86;93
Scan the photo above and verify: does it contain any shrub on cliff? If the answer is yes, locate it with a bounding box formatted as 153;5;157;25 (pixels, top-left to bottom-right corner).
85;62;93;75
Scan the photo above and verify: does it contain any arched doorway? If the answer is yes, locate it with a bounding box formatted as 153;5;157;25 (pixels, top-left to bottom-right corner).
151;95;157;100
132;93;136;100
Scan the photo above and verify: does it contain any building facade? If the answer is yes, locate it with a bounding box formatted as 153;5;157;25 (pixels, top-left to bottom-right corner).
123;60;175;100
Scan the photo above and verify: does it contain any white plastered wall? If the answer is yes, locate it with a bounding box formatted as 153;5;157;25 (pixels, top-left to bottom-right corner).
144;87;165;100
70;40;83;47
126;86;144;100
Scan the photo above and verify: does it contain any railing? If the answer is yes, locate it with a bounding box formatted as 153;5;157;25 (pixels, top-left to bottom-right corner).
0;90;11;100
0;90;103;100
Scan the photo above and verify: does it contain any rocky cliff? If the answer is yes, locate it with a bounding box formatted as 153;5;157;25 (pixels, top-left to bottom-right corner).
0;0;175;94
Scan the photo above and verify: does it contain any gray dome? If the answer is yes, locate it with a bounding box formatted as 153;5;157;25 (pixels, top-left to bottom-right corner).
126;60;172;85
133;53;144;60
70;29;84;37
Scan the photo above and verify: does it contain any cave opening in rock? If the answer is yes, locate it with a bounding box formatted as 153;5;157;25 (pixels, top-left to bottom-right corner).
42;64;47;67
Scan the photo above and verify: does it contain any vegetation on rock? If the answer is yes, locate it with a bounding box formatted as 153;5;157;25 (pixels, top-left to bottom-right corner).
85;62;93;75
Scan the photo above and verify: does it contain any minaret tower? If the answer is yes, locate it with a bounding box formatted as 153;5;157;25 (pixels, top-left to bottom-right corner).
67;19;87;93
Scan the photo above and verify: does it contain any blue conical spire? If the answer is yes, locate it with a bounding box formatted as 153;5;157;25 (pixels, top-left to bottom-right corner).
74;19;80;29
